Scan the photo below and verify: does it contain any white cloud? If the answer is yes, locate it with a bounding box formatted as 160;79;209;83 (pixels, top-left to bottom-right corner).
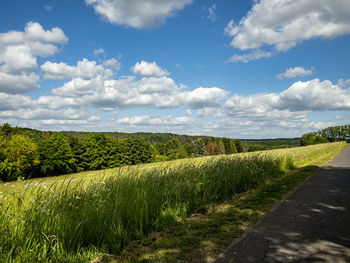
207;4;216;22
1;45;37;72
276;66;314;79
337;78;350;88
226;49;272;63
52;77;104;97
85;0;193;29
116;115;195;126
201;118;333;139
0;22;68;69
40;115;101;125
225;0;350;61
0;93;32;110
41;58;115;79
103;58;120;71
114;115;201;134
179;87;228;109
222;93;302;122
52;72;228;110
0;108;87;120
131;61;169;77
221;79;350;116
275;79;350;111
0;72;39;94
24;21;67;44
0;22;68;94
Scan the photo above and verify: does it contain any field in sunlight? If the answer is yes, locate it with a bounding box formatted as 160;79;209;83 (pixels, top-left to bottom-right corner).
0;142;346;262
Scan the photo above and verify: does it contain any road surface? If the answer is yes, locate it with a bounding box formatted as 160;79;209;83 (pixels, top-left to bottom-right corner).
214;146;350;263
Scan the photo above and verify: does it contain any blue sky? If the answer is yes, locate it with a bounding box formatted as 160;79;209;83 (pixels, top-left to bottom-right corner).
0;0;350;138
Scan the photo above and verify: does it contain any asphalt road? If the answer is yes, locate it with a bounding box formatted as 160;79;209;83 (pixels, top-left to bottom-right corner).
214;146;350;263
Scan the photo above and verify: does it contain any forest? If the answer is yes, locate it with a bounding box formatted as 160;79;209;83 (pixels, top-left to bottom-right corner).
0;123;243;181
2;123;348;182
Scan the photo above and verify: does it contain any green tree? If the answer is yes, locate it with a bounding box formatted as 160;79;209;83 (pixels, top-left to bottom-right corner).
125;138;154;164
165;139;180;154
183;143;194;157
5;135;39;179
222;138;237;154
234;139;244;152
192;138;206;156
39;133;76;176
109;139;129;167
300;132;328;146
0;135;5;162
77;134;111;171
0;123;12;138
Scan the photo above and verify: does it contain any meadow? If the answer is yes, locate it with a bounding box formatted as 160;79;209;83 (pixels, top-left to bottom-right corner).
0;142;346;262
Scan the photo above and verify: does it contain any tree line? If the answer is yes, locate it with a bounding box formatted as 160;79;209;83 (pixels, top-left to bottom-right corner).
300;125;350;146
0;123;245;182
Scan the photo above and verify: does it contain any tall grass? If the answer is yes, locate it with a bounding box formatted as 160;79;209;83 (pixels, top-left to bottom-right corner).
0;142;345;262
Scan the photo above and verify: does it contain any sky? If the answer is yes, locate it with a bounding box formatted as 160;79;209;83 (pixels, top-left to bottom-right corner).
0;0;350;139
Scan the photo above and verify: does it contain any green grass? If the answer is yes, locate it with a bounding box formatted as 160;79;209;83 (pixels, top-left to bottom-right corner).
0;142;346;262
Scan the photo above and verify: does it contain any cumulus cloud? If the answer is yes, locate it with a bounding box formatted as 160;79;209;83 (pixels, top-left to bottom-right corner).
0;72;39;94
131;61;169;77
276;66;314;79
225;0;350;61
178;87;228;109
275;79;350;111
337;78;350;88
51;72;228;111
0;92;32;110
41;58;116;79
85;0;193;29
221;79;350;118
0;22;68;93
103;58;121;71
222;93;301;122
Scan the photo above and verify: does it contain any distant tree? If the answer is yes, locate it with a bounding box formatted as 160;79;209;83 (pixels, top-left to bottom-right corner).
0;123;12;138
234;140;244;152
4;135;39;179
183;143;194;157
109;139;129;167
39;133;76;176
78;134;111;171
205;142;216;156
192;138;206;156
0;135;5;162
154;142;166;156
125;138;154;164
222;138;233;154
300;132;328;146
216;141;225;155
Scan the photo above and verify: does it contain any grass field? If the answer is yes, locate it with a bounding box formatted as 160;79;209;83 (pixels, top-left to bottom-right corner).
0;142;347;262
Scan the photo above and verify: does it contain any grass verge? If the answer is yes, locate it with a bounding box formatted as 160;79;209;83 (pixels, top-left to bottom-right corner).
0;142;347;262
111;143;347;262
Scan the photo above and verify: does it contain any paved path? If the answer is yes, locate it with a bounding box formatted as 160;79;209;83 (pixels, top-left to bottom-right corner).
214;146;350;263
